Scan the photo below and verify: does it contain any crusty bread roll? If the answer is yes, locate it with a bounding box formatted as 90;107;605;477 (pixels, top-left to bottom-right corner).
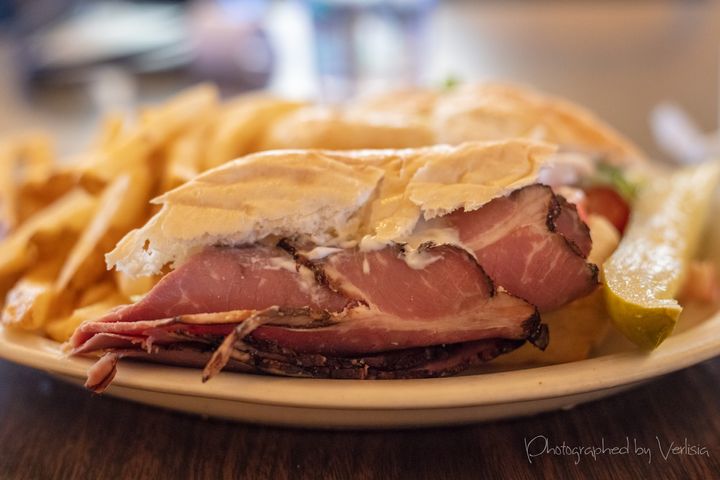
260;83;645;165
434;82;646;164
107;139;555;277
349;87;438;118
258;106;435;151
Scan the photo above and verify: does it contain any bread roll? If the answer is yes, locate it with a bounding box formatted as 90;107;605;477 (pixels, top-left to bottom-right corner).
107;139;554;276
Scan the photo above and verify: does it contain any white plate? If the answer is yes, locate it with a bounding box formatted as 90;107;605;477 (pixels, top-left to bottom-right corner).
1;300;718;428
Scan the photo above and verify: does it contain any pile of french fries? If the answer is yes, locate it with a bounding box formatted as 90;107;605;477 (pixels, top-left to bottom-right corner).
0;84;305;342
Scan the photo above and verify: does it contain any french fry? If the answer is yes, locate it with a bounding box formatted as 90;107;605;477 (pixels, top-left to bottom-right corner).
0;275;16;311
0;189;97;280
16;170;77;224
45;291;128;343
114;270;160;299
79;85;219;185
111;166;153;229
492;290;611;366
1;260;67;330
0;85;232;340
161;127;206;192
55;167;152;291
78;129;154;186
0;141;18;235
78;281;118;308
17;132;54;185
140;83;219;146
94;112;125;149
204;96;304;170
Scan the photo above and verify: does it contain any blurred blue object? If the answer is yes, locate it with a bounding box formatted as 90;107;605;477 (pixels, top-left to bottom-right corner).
305;0;436;102
0;1;16;25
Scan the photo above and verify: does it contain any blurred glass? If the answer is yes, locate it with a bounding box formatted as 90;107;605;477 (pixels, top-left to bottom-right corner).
305;0;436;103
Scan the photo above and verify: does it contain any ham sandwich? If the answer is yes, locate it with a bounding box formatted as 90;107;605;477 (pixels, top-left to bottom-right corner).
69;140;604;391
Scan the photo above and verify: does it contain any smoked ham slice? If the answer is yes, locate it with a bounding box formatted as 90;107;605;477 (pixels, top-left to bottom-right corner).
72;245;543;356
91;245;350;325
71;183;597;389
448;184;598;311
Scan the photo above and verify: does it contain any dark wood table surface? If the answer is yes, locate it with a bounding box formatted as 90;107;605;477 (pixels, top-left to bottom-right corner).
0;357;717;479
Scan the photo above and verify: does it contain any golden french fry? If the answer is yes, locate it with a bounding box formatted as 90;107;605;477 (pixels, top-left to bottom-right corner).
78;130;154;185
1;86;242;342
18;132;54;185
161;128;205;192
16;169;77;224
10;133;63;223
1;260;66;330
204;96;305;170
80;85;219;185
0;141;18;235
45;292;128;343
94;112;125;149
55;168;152;291
140;83;219;146
0;274;16;310
586;215;620;266
77;281;117;307
492;290;610;366
1;278;54;330
114;270;160;299
111;166;153;229
0;189;97;279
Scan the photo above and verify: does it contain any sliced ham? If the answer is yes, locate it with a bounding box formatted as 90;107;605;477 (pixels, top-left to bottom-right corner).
84;353;119;393
70;182;597;389
555;194;593;257
447;184;598;311
247;245;542;355
92;245;350;325
71;243;544;388
72;245;542;356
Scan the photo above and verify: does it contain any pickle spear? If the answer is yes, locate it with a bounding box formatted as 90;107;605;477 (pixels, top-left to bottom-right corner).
603;161;720;349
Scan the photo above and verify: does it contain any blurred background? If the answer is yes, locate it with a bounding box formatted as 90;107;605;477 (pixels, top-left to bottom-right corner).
0;0;719;159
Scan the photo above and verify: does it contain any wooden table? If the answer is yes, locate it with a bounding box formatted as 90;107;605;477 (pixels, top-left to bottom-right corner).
0;358;717;479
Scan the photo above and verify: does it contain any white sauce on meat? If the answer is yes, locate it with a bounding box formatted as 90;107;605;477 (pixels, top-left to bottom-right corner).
304;246;344;260
358;235;388;252
402;250;442;270
268;256;297;272
358;218;477;270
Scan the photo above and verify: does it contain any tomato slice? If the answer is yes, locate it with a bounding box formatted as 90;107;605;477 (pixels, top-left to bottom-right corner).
582;186;630;234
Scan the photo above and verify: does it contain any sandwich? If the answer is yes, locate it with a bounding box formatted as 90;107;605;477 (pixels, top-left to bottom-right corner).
4;82;715;395
69;138;624;392
60;82;664;392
